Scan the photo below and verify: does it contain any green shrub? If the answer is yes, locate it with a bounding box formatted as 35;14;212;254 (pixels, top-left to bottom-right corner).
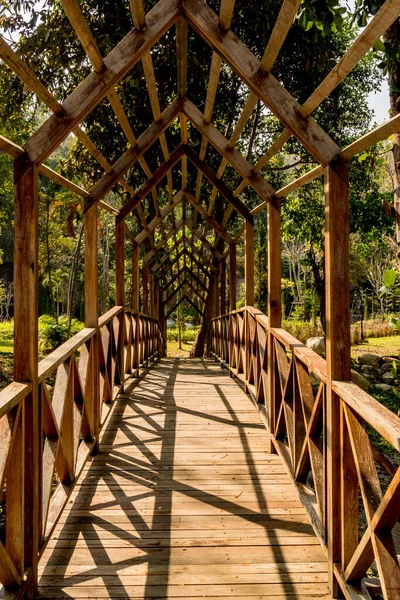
282;319;323;344
166;327;199;343
0;320;14;342
39;315;84;352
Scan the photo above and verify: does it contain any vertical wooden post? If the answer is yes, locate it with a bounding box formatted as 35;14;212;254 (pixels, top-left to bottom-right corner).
149;273;155;318
267;200;282;452
13;156;39;596
244;221;254;392
142;262;149;314
325;158;351;597
220;258;226;316
132;242;139;311
214;268;220;318
115;218;125;386
115;219;125;306
229;242;236;312
245;221;254;306
84;203;100;453
154;279;160;322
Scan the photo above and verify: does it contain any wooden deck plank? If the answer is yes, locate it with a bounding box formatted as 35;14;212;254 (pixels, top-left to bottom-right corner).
38;357;331;599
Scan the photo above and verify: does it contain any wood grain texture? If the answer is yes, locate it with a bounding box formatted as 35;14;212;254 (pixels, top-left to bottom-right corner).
38;357;331;599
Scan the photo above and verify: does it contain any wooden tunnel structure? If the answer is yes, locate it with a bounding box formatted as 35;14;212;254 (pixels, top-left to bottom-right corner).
1;0;400;598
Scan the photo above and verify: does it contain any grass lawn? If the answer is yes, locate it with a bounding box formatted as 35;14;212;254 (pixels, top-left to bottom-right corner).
167;341;194;357
351;336;400;360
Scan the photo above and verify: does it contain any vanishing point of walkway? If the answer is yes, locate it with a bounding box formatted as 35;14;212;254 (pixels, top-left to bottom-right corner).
38;358;332;599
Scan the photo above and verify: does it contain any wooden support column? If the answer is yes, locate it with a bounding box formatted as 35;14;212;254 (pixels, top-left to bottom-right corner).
220;258;226;316
115;219;125;306
229;242;236;311
84;203;100;453
267;199;282;453
245;220;254;306
214;268;220;318
149;273;155;318
325;158;351;597
131;242;139;311
131;242;140;374
13;156;39;595
115;218;125;387
142;262;149;314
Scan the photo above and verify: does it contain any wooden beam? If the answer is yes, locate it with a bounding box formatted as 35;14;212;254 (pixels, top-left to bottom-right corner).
324;157;351;596
134;190;184;244
252;111;400;213
131;243;139;312
229;241;236;311
184;145;254;223
184;189;232;241
220;258;226;316
182;100;276;207
267;198;282;452
142;262;149;315
166;294;205;318
300;0;400;118
24;0;180;164
245;220;254;306
259;0;302;73
117;144;185;222
144;217;184;263
88;99;181;207
115;218;125;306
84;203;100;451
183;0;340;166
165;279;185;307
184;219;224;261
13;156;39;591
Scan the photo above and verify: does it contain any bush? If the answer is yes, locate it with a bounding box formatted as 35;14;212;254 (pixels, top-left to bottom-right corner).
39;315;84;352
282;319;322;344
166;327;199;343
0;320;13;342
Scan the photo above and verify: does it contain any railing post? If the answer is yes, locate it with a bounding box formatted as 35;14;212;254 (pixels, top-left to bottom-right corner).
245;221;254;391
142;262;149;314
267;199;282;453
245;221;254;306
131;242;140;375
229;242;236;375
13;156;39;596
229;241;236;312
220;258;226;317
325;157;351;597
115;218;125;387
132;242;139;311
84;203;100;452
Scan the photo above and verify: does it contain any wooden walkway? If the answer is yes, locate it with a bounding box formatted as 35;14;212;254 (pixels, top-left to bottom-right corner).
38;357;332;599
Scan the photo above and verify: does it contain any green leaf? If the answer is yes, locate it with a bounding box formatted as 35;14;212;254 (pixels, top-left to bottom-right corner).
373;39;385;52
383;269;397;288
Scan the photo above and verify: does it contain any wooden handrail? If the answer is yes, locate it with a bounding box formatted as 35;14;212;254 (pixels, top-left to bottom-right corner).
0;306;165;593
209;305;400;599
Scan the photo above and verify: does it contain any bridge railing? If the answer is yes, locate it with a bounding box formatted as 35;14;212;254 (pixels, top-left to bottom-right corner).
0;307;164;593
210;306;400;600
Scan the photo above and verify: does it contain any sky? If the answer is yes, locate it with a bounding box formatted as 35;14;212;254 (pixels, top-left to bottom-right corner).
368;78;391;124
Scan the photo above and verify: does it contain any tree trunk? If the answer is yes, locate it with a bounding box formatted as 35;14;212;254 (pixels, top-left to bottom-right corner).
67;224;84;336
45;197;57;321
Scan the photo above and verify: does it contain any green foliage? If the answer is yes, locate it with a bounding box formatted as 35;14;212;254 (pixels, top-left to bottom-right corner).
38;315;83;352
166;327;200;343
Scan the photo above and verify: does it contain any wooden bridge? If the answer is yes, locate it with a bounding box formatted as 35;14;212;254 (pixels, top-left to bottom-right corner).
1;0;400;598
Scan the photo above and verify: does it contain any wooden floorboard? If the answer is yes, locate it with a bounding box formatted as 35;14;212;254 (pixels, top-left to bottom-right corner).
38;357;332;599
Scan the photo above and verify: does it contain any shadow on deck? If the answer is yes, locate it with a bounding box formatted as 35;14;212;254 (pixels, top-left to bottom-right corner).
38;357;331;599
